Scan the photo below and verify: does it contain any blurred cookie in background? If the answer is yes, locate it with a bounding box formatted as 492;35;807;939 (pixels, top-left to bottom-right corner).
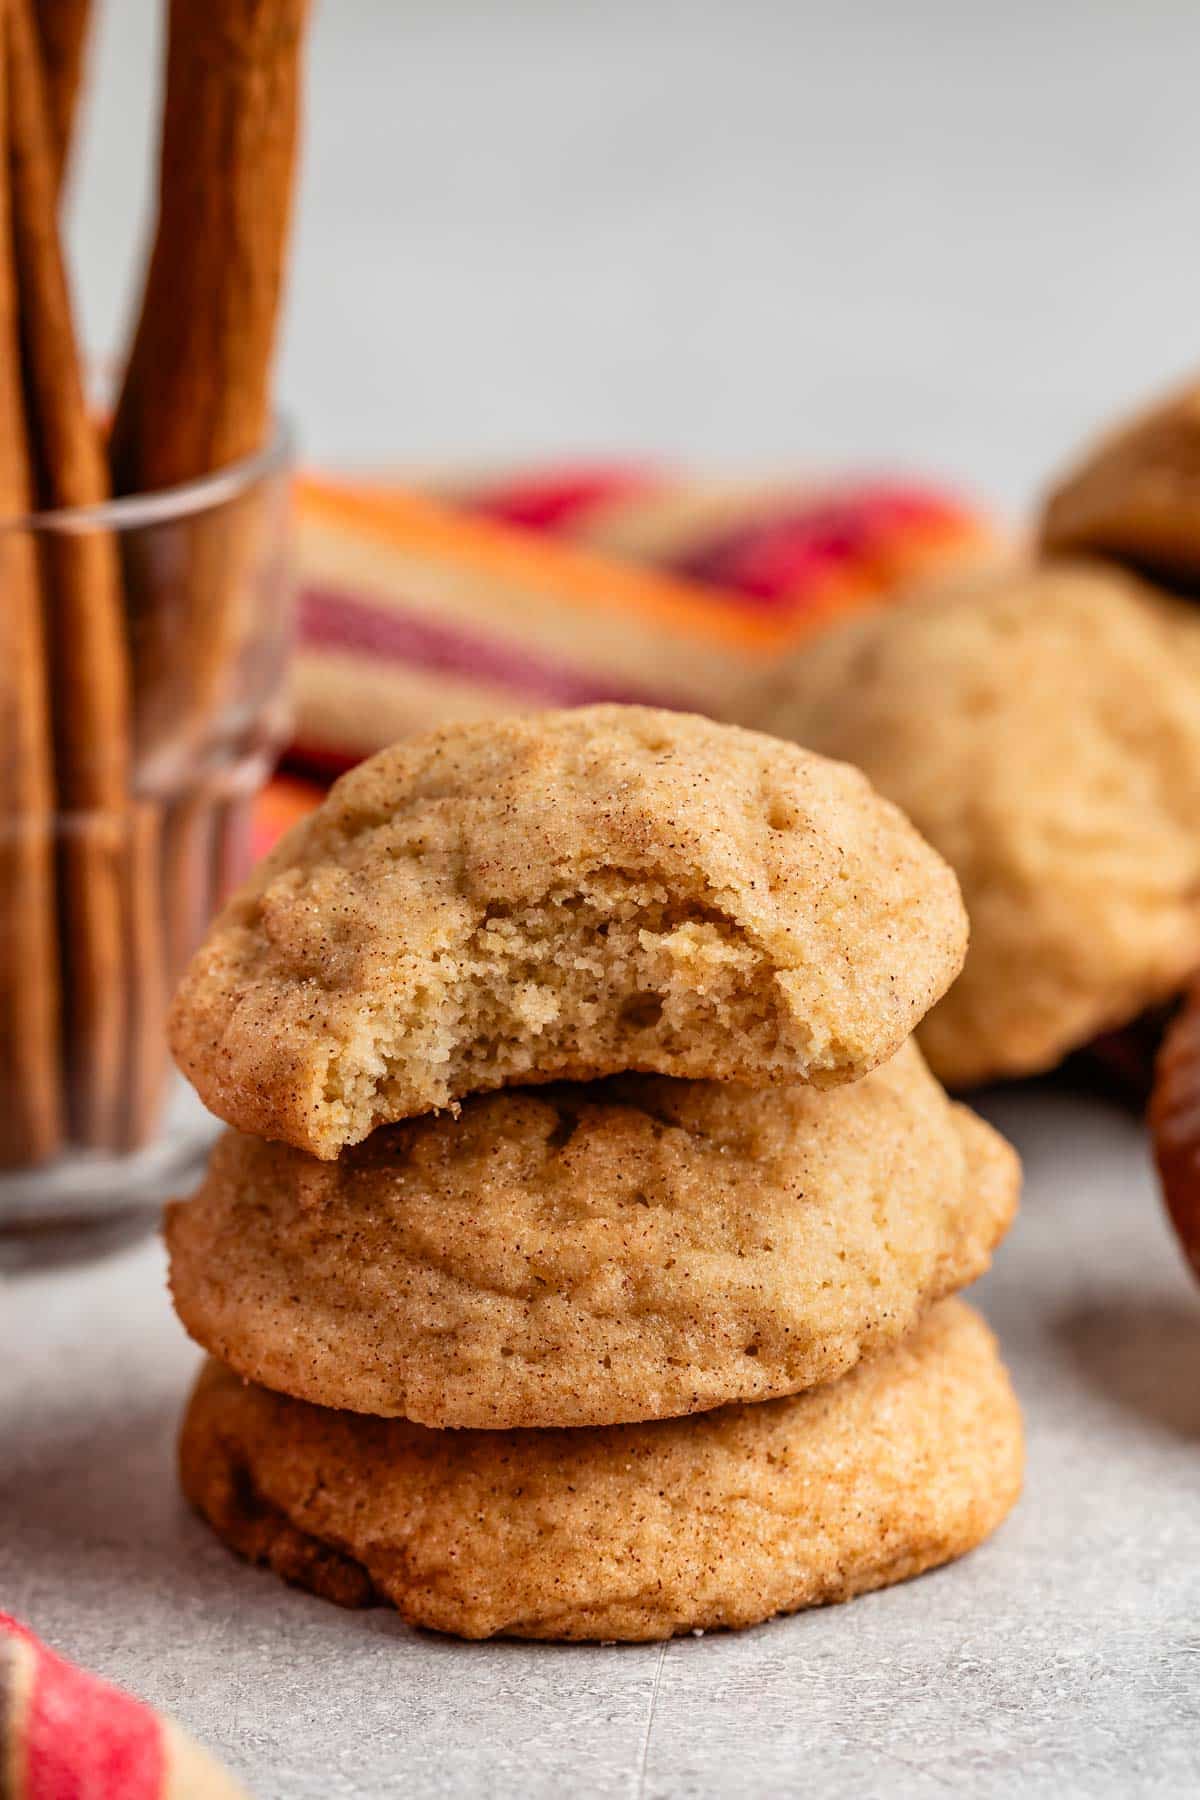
1151;982;1200;1286
1044;372;1200;1123
747;560;1200;1090
1041;376;1200;587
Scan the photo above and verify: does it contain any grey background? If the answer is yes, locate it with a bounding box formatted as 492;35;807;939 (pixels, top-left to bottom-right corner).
70;0;1200;508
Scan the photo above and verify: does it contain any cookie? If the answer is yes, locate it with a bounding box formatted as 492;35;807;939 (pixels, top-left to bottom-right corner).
749;562;1200;1087
166;1040;1018;1429
179;1299;1022;1642
168;705;967;1158
1041;378;1200;585
1150;983;1200;1284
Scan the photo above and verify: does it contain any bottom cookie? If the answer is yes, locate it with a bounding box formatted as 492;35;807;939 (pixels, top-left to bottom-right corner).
179;1299;1022;1643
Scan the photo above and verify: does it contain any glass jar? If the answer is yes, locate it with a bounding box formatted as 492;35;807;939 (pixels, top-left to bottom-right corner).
0;428;294;1265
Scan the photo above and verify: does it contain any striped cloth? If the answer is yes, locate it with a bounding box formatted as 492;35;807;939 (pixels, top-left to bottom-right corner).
259;464;994;848
0;1614;244;1799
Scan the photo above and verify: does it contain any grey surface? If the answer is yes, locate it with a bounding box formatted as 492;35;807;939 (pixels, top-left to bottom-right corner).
3;1084;1199;1798
66;0;1200;511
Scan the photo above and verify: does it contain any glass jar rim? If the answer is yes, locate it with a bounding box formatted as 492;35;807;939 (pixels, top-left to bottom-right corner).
0;416;295;536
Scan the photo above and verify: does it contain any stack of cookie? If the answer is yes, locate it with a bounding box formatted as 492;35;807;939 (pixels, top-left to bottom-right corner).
166;706;1022;1642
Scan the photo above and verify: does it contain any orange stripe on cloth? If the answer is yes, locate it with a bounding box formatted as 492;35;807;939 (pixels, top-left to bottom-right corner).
296;474;800;655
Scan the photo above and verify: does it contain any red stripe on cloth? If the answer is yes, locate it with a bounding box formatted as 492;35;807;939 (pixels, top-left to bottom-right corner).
672;485;977;605
0;1616;166;1800
298;584;692;712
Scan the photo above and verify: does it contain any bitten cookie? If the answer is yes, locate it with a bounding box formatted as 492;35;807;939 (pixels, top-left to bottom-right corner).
749;562;1200;1088
179;1299;1022;1642
166;1041;1018;1428
168;706;967;1158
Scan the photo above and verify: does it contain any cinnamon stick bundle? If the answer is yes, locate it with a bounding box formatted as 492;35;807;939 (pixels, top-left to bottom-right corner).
6;0;147;1148
0;0;308;1172
0;0;61;1165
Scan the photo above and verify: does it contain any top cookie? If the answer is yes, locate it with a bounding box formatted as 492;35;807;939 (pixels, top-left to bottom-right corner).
749;563;1200;1087
1041;378;1200;584
169;706;966;1157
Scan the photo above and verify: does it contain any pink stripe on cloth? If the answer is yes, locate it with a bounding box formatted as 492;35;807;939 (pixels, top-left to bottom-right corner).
298;585;693;712
463;465;657;531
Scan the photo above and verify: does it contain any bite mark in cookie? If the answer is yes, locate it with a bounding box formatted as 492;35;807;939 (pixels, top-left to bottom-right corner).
169;706;966;1156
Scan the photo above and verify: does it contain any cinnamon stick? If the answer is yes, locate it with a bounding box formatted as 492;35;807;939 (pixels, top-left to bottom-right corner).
111;0;307;494
0;0;61;1166
119;798;168;1149
110;0;307;709
109;0;307;1008
31;0;92;195
8;0;136;1148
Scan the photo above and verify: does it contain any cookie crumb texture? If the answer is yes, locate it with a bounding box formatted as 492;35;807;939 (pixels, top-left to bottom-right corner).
168;707;966;1157
751;564;1200;1087
166;1042;1018;1427
179;1300;1021;1642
